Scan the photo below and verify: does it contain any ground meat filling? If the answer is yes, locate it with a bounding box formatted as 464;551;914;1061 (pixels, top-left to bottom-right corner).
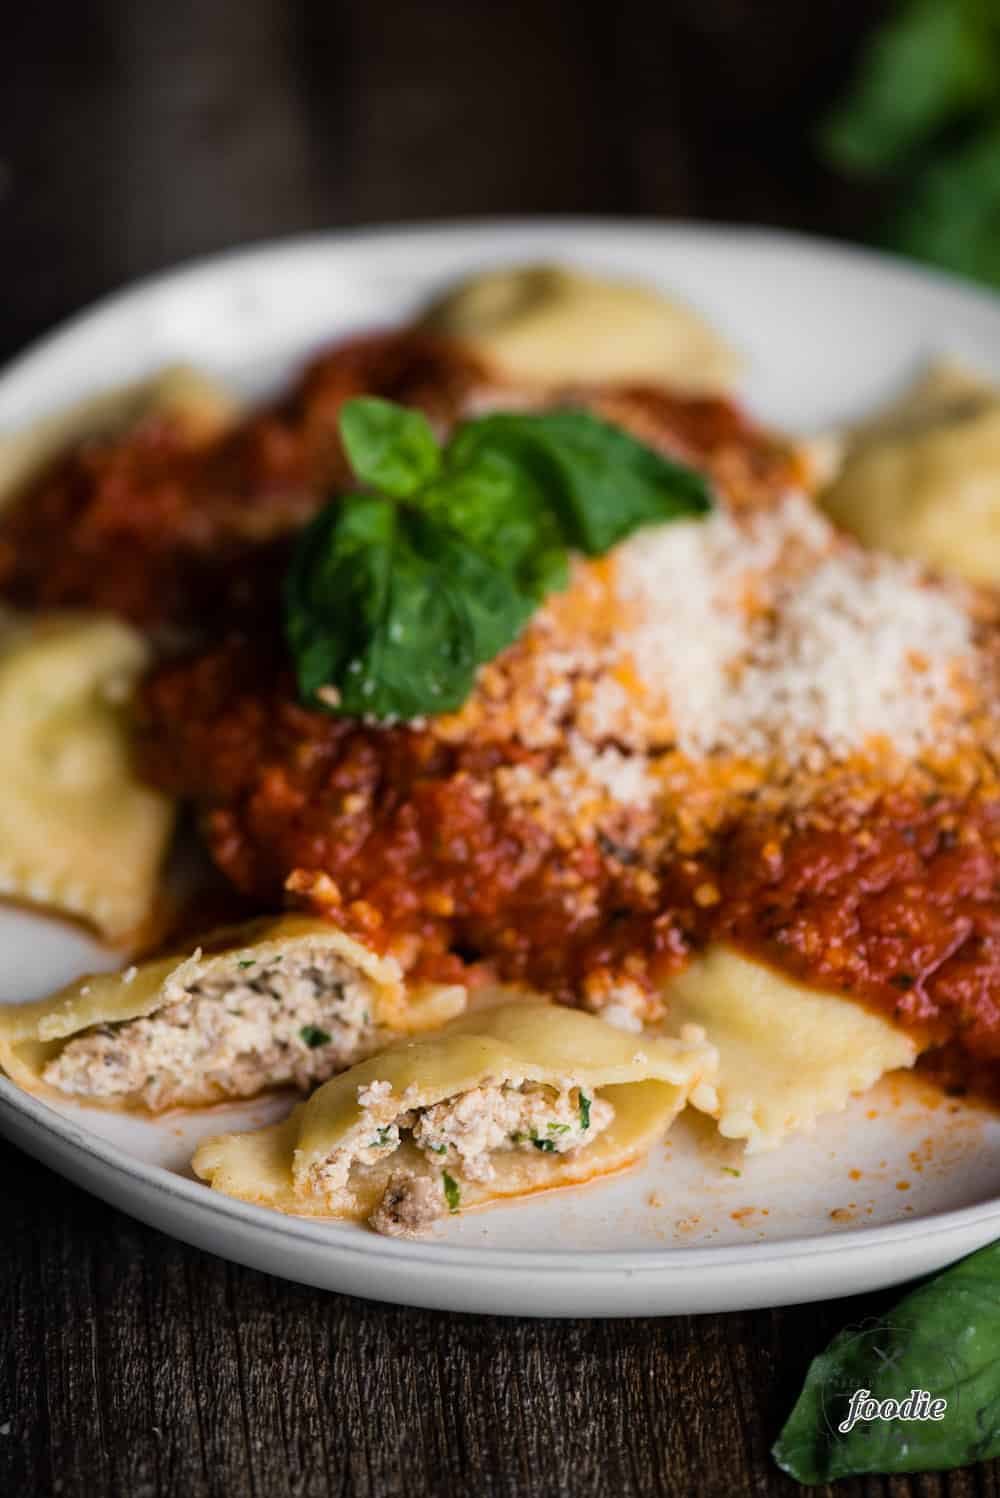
309;1077;615;1236
410;1080;614;1180
42;945;380;1111
368;1172;443;1238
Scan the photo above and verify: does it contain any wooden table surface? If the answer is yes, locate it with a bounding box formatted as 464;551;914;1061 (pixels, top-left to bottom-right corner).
3;3;996;1494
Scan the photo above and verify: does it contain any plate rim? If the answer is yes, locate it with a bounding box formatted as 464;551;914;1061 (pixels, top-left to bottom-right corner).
3;214;1000;402
5;1071;1000;1275
3;216;1000;1286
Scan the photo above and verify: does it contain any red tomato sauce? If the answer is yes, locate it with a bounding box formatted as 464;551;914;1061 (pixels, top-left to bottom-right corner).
704;794;1000;1061
0;331;799;634
0;333;486;631
140;637;1000;1087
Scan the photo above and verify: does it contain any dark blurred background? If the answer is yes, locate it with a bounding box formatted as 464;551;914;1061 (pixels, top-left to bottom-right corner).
1;0;896;366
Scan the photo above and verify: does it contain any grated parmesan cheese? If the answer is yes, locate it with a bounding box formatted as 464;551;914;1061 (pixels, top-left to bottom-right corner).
440;490;986;848
612;493;976;764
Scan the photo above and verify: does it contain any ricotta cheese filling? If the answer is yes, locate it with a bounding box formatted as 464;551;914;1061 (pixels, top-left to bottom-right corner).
307;1076;615;1235
43;944;380;1111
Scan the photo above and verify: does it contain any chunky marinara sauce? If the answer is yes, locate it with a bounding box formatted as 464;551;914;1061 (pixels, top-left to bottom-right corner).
704;795;1000;1062
139;635;1000;1086
0;330;799;634
139;639;687;997
112;333;1000;1087
0;333;486;632
18;321;993;1085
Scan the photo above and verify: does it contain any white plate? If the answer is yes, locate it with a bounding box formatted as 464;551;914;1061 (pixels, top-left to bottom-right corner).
3;220;1000;1317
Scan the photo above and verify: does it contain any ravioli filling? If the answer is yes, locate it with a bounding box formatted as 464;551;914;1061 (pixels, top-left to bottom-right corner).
42;944;381;1111
306;1076;615;1236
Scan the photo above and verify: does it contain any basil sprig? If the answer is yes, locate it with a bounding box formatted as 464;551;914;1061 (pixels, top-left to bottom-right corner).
820;0;1000;288
774;1238;1000;1483
285;396;711;721
449;408;711;555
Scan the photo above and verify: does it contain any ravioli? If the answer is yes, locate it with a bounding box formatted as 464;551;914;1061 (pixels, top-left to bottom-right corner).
0;914;466;1113
193;1002;719;1233
0;364;238;505
421;265;741;393
0;613;174;939
661;946;919;1153
820;361;1000;583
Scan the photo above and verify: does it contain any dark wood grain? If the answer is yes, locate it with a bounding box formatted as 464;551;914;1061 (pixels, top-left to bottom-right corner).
3;1;997;1494
3;1135;995;1498
0;0;884;365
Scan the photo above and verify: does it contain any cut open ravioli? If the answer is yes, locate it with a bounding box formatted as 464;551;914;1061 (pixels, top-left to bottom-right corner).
193;1002;719;1234
661;945;919;1153
0;613;174;939
0;914;466;1113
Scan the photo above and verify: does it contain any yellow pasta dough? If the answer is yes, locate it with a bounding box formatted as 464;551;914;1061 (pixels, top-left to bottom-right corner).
0;913;466;1113
0;368;238;936
193;1002;719;1230
421;264;741;393
0;612;174;940
661;945;918;1153
0;364;239;506
820;361;1000;583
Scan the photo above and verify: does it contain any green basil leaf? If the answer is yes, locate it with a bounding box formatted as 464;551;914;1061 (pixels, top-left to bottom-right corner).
422;445;569;601
286;398;711;721
339;396;441;498
285;493;534;719
449;407;711;555
773;1238;1000;1483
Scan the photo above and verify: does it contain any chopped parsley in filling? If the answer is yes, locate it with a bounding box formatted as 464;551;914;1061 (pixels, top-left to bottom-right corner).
409;1079;612;1180
310;1077;615;1237
43;944;379;1111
